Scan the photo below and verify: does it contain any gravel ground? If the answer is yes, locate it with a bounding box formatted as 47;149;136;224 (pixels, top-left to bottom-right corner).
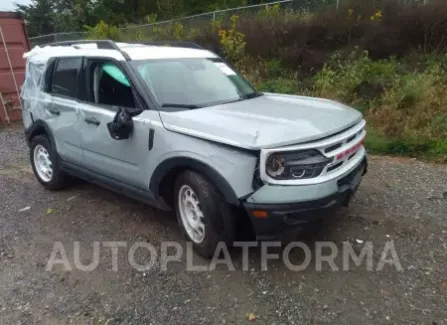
0;126;27;169
0;126;446;325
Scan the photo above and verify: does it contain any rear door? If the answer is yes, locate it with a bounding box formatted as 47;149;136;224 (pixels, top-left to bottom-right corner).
46;57;83;164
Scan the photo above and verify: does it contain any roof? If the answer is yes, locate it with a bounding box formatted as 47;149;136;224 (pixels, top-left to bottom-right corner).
0;12;24;19
24;41;218;64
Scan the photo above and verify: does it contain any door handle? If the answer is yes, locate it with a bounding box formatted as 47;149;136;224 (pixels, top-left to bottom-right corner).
48;108;60;116
84;117;100;126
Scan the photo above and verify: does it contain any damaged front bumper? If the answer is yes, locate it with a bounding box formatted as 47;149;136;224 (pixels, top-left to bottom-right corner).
242;156;368;240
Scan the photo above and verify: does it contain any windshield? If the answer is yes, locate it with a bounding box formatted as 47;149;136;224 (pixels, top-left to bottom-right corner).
130;58;259;110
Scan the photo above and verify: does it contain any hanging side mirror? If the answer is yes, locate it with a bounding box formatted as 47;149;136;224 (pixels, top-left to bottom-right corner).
107;107;134;140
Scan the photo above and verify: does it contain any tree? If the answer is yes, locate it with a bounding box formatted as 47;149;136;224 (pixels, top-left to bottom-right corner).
17;0;262;37
15;0;57;36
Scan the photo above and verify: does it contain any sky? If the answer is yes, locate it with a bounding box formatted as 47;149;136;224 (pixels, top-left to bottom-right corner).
0;0;31;11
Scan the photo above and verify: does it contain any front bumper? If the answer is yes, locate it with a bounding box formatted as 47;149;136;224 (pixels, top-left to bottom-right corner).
243;157;367;239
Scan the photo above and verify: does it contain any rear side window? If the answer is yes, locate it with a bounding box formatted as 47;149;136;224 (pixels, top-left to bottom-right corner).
51;58;82;98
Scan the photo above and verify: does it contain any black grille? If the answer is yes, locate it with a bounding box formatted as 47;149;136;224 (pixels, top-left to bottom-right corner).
325;143;342;153
327;162;343;172
347;153;356;161
346;134;357;143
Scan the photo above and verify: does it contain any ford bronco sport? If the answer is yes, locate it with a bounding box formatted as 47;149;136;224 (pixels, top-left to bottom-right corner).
21;40;367;257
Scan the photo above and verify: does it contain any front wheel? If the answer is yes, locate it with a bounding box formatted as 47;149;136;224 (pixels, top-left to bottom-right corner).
174;170;235;258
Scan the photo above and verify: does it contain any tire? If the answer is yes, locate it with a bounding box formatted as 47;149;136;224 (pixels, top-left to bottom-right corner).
30;135;68;190
174;170;235;258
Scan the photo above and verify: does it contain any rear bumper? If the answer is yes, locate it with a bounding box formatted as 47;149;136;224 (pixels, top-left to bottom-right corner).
243;157;367;239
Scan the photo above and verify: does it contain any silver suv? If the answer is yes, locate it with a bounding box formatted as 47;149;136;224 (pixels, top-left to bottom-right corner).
21;40;367;257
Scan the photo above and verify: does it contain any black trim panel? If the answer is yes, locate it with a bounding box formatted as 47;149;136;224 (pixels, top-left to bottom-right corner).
244;191;349;240
148;128;155;151
139;41;203;49
47;40;131;61
25;119;56;147
149;157;240;206
43;58;56;93
60;160;170;211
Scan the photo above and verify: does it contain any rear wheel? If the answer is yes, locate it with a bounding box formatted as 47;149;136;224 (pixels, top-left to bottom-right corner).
30;135;69;190
175;170;235;258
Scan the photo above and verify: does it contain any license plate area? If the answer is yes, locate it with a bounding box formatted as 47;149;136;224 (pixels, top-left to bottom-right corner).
337;161;365;190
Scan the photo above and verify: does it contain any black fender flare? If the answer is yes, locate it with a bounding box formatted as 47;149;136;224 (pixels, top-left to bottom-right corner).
25;119;56;148
149;157;241;206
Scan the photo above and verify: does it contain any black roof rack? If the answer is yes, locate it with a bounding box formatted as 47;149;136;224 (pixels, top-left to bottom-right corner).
141;41;203;49
46;39;204;61
47;40;131;61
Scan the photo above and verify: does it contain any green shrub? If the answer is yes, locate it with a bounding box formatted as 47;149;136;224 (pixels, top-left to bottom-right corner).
430;114;447;138
257;4;281;18
218;15;246;64
365;130;431;157
263;59;288;78
85;21;121;40
257;78;297;94
427;141;447;162
312;51;401;105
210;18;222;33
197;0;447;74
172;22;185;40
145;14;158;24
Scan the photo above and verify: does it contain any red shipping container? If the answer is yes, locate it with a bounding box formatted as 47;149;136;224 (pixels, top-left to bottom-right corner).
0;12;30;124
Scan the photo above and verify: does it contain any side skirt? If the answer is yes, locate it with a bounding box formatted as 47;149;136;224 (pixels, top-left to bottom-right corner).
60;160;171;211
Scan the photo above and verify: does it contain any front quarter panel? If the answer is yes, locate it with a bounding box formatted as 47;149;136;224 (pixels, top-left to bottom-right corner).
148;123;259;203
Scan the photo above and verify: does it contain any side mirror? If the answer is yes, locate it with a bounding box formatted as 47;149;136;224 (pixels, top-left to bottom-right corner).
107;107;134;140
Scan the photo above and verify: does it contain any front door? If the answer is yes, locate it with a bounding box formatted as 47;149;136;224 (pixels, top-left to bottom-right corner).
78;58;151;190
79;103;153;189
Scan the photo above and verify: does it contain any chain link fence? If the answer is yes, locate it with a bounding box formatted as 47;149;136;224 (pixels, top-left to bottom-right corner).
29;0;429;47
30;32;88;46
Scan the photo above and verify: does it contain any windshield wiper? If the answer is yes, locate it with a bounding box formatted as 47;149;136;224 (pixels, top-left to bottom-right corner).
161;93;262;109
241;92;263;100
218;92;264;106
161;103;202;109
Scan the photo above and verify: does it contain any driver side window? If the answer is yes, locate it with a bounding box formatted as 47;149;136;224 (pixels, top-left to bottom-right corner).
85;59;136;108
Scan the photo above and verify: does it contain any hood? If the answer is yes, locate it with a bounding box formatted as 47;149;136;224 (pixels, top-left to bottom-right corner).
159;93;363;150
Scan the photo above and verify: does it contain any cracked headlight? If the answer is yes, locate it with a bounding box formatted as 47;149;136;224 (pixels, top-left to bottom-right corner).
265;150;333;180
266;154;285;178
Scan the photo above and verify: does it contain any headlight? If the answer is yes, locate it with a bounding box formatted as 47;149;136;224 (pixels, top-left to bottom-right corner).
265;150;333;180
266;154;285;177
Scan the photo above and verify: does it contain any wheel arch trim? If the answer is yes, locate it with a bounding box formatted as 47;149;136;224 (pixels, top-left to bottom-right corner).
149;157;241;206
25;119;56;149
